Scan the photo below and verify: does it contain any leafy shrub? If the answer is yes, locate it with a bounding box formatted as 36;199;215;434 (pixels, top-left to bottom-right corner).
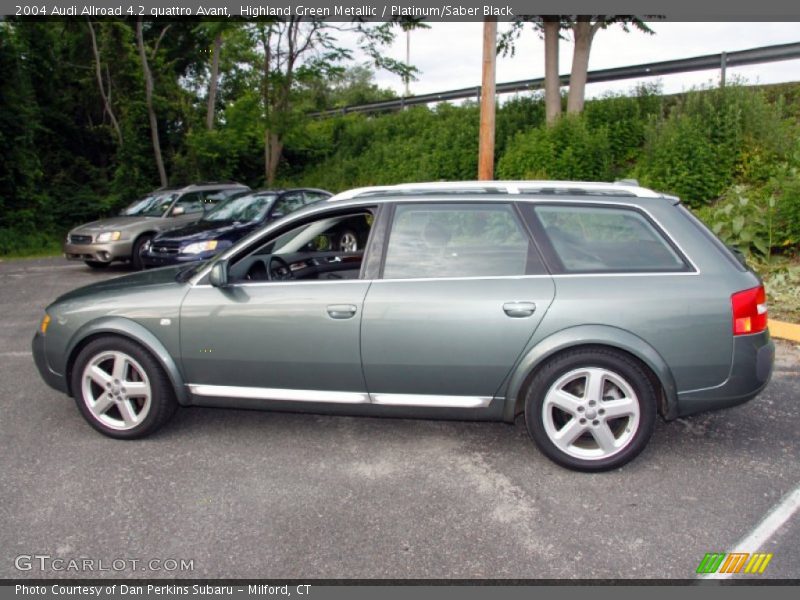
636;82;795;206
694;185;774;259
496;114;612;181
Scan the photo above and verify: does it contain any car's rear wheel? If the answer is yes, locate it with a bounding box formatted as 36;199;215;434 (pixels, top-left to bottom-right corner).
524;348;657;472
131;234;153;270
84;260;110;269
71;336;177;439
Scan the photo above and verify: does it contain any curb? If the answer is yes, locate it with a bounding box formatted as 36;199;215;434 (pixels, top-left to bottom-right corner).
769;320;800;343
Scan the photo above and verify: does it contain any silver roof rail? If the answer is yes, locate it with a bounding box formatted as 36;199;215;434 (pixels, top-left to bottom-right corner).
328;180;664;201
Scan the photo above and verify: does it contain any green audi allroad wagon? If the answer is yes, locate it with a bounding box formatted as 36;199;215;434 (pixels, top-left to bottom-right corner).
33;181;775;471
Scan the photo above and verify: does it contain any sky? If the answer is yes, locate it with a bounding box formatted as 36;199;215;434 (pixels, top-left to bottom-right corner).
352;22;800;100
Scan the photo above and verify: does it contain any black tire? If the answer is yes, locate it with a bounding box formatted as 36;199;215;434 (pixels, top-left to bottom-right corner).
524;347;657;472
130;234;153;270
71;336;178;439
84;260;110;269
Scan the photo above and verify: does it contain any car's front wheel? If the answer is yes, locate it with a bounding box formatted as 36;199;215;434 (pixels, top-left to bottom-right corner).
131;234;153;270
71;336;177;439
524;348;657;472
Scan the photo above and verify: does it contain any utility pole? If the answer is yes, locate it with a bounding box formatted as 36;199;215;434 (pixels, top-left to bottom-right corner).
478;18;497;181
405;29;411;97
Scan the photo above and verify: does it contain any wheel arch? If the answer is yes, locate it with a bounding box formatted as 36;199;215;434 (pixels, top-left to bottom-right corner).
64;317;190;405
502;325;679;423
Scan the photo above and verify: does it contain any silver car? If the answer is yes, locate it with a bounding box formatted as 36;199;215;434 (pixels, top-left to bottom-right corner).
34;180;774;471
64;182;250;270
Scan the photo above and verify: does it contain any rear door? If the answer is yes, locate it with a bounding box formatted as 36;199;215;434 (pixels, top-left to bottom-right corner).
360;201;555;406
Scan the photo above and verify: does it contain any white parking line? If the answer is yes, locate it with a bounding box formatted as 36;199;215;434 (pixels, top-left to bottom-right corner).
701;484;800;579
0;351;32;357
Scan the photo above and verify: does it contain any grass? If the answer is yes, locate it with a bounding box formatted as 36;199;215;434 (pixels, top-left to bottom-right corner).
0;239;63;260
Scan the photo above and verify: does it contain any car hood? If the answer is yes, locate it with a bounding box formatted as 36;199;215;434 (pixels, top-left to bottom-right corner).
71;216;162;234
52;265;186;305
154;220;258;244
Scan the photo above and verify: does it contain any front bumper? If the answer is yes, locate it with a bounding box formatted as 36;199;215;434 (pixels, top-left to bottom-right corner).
675;330;775;418
32;331;68;394
140;250;205;269
64;240;133;263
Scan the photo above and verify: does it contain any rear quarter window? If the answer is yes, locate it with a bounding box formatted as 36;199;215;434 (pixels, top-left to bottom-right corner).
526;204;691;274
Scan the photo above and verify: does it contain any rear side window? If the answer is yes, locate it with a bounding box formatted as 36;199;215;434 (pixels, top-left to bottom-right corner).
382;203;544;279
529;204;689;273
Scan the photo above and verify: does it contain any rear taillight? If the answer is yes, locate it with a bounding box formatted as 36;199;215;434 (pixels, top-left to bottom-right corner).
731;285;768;335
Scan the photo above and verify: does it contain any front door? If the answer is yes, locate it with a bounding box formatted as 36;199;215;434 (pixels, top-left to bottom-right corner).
179;208;376;404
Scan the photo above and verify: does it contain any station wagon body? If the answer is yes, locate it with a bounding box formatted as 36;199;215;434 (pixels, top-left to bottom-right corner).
33;181;774;471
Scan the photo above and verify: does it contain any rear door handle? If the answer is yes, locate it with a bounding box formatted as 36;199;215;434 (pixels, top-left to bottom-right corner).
326;304;357;319
503;301;536;318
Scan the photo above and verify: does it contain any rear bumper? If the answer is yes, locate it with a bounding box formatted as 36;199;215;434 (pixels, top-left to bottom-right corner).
64;240;133;263
32;332;68;394
675;330;775;418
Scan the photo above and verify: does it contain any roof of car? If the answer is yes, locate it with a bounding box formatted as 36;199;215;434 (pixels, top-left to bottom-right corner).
328;180;676;201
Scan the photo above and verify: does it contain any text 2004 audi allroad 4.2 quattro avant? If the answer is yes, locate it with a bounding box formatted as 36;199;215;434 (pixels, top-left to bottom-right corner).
33;181;775;471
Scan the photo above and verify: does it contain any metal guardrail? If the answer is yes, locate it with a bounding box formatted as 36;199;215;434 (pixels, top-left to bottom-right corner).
310;41;800;117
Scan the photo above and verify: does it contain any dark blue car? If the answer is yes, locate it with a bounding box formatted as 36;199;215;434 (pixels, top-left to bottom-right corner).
141;188;332;268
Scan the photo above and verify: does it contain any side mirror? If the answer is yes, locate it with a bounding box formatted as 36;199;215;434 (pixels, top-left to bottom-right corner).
271;210;285;220
209;260;229;288
172;206;185;217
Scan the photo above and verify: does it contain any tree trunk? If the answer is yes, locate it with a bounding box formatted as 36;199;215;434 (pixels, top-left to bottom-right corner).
264;130;283;186
87;21;123;145
206;33;222;130
567;18;595;115
543;17;561;125
136;18;167;187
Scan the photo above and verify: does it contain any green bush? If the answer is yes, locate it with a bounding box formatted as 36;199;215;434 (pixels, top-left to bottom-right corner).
636;83;796;206
496;114;612;181
694;185;775;259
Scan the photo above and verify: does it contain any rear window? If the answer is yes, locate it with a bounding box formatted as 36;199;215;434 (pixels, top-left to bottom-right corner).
677;204;746;272
529;204;689;273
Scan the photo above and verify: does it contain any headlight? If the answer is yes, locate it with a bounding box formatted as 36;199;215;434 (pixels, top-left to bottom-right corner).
96;231;122;243
40;314;51;335
182;240;218;255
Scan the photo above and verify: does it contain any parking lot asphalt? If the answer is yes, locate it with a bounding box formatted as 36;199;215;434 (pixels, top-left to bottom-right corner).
1;257;798;580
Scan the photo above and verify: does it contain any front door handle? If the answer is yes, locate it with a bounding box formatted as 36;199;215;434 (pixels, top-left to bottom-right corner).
503;301;536;318
326;304;357;319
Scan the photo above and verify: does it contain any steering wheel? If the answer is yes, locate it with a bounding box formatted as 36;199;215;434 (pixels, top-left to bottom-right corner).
267;255;295;281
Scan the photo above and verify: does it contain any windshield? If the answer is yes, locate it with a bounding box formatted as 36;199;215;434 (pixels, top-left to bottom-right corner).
203;193;277;223
121;193;177;217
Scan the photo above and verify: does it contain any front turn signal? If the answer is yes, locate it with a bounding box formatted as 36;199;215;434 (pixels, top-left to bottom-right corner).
40;314;51;335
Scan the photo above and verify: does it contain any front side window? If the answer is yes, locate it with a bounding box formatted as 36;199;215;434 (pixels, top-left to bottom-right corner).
531;204;689;273
173;192;205;215
227;209;373;283
382;203;537;280
272;192;306;217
